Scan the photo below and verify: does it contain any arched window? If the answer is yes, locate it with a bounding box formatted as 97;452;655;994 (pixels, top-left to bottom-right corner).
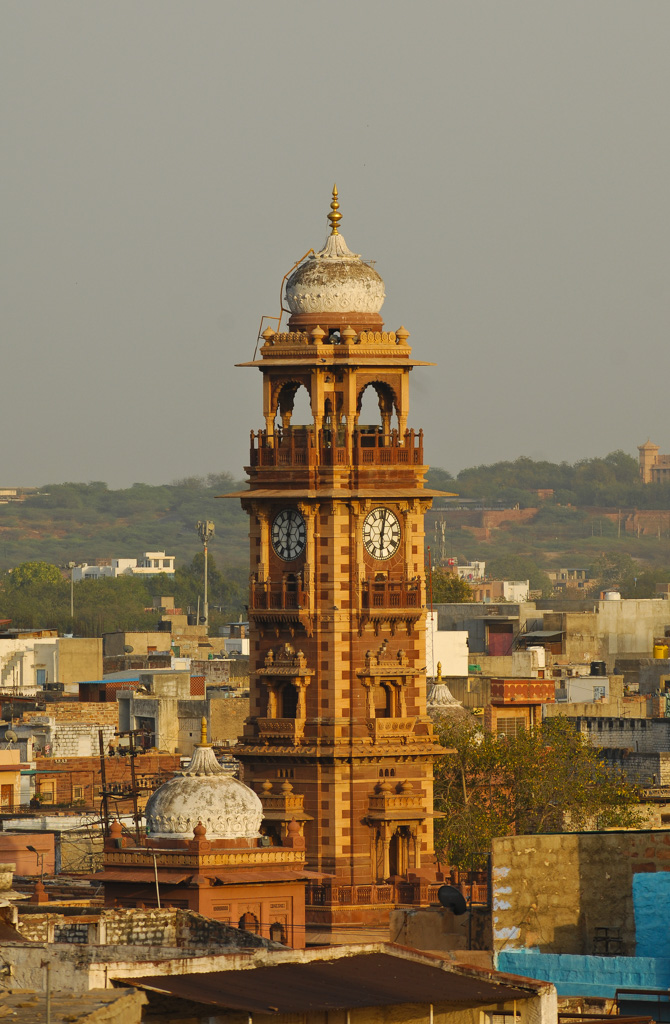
238;912;259;934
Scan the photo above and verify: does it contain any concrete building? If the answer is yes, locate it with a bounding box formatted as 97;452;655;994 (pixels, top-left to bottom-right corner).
454;560;485;580
493;830;670;1001
436;602;543;658
484;678;555;737
0;749;24;811
547;567;588;592
470;579;530;603
426;612;469;677
639;439;670;483
72;551;175;581
0;636;102;696
0;701;118;762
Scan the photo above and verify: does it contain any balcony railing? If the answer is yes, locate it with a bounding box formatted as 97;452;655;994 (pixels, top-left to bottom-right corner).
250;577;308;611
306;879;488;907
361;578;422;610
249;427;423;469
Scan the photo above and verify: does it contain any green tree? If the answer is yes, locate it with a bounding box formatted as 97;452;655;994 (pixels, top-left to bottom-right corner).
5;561;63;588
431;570;473;603
587;551;639;594
433;717;642;869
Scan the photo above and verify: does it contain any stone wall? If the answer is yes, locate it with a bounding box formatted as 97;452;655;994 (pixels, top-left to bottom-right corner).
210;694;250;746
492;830;670;957
17;907;275;950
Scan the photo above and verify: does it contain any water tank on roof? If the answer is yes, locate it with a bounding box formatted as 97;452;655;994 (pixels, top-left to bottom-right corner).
603;590;621;601
590;661;606;677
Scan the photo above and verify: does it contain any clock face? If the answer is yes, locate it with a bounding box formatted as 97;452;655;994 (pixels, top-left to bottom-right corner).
363;507;401;560
272;508;307;561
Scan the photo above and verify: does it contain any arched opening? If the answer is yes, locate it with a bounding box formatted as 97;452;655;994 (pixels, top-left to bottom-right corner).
281;683;298;719
238;912;259;934
356;382;398;443
269;921;286;943
274;382;313;435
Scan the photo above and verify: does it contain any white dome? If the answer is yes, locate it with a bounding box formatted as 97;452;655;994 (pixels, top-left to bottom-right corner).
285;233;385;315
285;187;385;316
145;744;262;840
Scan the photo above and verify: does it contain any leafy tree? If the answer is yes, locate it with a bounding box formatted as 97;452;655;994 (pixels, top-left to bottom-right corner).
426;467;455;493
587;551;639;594
430;570;473;603
433;716;642;869
5;561;63;588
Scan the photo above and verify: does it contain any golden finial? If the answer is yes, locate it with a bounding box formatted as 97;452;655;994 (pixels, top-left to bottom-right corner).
436;661;442;681
327;184;342;235
200;716;208;746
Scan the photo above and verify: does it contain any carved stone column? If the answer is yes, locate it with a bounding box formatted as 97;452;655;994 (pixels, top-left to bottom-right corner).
253;505;272;585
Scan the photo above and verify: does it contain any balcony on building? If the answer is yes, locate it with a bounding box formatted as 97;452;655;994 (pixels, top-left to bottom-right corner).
361;577;422;611
249;426;424;470
249;574;308;612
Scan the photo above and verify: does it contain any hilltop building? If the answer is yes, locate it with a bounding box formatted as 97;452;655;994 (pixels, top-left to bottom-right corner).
638;440;670;483
228;189;448;939
72;551;175;581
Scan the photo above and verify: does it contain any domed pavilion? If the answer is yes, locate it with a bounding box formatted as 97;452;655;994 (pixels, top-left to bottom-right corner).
94;720;314;947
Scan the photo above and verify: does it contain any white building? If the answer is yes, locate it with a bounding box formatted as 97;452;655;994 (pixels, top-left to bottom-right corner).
425;612;469;677
72;551;175;581
455;561;485;581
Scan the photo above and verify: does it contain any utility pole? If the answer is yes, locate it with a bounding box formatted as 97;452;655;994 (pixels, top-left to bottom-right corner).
67;562;75;620
196;521;215;630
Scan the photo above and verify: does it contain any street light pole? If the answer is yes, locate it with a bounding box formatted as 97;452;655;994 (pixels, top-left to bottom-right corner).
67;562;75;621
196;521;215;630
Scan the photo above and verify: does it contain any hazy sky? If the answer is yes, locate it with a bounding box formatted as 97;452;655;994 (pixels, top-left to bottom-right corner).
3;2;669;488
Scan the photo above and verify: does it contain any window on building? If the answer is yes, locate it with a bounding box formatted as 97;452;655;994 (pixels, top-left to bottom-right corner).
39;783;54;804
36;669;46;687
496;717;526;739
238;912;259;934
73;786;84;801
281;684;298;718
163;559;170;568
269;922;285;943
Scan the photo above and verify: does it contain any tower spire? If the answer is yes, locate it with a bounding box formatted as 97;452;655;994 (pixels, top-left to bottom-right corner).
327;184;342;235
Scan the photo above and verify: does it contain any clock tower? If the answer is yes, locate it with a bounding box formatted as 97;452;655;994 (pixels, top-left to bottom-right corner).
233;189;444;936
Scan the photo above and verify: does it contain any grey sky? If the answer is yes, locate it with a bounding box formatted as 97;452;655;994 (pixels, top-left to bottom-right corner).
3;1;668;488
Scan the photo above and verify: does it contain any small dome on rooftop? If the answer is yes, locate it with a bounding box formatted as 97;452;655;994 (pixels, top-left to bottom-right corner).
145;722;262;840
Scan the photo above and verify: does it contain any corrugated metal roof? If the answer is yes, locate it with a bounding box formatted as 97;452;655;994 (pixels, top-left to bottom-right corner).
123;952;535;1012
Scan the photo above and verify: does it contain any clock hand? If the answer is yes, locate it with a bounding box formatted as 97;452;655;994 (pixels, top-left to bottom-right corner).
379;510;387;549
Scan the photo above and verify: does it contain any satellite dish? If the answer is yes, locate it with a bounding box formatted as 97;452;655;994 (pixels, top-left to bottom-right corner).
124;645;134;654
437;885;468;915
4;730;17;744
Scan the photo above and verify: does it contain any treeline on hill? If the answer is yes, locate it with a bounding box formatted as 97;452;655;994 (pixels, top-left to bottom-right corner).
0;473;249;573
426;450;670;509
0;555;247;637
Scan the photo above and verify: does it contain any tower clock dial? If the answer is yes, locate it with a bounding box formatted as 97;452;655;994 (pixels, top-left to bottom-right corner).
363;507;401;560
271;508;306;561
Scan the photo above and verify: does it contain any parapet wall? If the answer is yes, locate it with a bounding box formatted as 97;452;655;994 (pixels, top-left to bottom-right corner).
492;830;670;957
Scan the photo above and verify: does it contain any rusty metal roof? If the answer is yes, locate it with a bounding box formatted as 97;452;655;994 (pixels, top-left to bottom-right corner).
123;952;535;1012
